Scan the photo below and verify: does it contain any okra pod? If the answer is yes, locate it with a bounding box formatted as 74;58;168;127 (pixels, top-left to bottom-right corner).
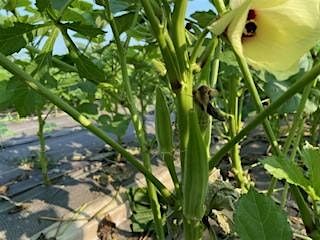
183;110;209;220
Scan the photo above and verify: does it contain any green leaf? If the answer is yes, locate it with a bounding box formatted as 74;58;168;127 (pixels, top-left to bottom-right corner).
234;188;292;240
35;0;50;11
128;187;154;233
74;54;105;83
51;0;71;12
0;23;38;55
0;80;13;109
191;10;217;28
77;102;98;115
261;155;318;200
64;22;105;37
7;77;45;117
302;144;320;198
264;72;317;114
110;0;134;13
99;114;130;138
115;12;135;34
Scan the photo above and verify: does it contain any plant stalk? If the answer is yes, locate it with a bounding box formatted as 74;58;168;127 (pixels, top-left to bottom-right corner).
104;1;165;238
0;52;174;205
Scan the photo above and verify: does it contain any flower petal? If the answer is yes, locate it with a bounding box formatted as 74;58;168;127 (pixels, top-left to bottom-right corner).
208;0;252;35
230;0;320;79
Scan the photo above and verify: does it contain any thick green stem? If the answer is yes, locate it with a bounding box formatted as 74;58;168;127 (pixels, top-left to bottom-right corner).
0;52;174;205
190;29;210;64
184;218;202;240
172;0;189;74
104;1;165;238
140;0;181;85
212;0;226;14
228;77;248;190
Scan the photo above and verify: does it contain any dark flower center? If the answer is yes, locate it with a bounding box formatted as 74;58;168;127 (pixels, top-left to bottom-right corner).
247;9;256;20
242;9;257;38
245;21;257;34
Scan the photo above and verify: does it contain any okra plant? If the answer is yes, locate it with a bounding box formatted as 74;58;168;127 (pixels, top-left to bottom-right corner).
0;0;320;239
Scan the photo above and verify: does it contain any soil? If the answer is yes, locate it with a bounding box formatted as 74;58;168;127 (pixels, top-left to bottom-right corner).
0;113;313;240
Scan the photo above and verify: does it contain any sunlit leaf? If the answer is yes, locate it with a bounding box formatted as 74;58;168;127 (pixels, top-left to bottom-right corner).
261;155;319;200
234;188;292;240
302;144;320;198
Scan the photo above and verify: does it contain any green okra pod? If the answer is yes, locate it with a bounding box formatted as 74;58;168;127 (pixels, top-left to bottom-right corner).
183;110;209;220
155;87;180;193
155;87;173;154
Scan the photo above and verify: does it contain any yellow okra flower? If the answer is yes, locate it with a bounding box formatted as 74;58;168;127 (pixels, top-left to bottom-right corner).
209;0;320;79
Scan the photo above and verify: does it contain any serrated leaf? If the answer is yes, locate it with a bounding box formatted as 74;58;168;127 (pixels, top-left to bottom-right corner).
302;145;320;198
0;23;38;55
64;22;105;37
261;155;319;200
234;188;292;240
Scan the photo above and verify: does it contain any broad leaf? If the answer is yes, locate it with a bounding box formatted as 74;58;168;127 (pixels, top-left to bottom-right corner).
234;188;292;240
99;114;130;138
74;54;106;83
115;12;135;34
0;23;39;55
35;0;50;11
261;155;319;200
128;187;154;233
4;0;30;10
7;77;45;117
264;73;317;114
302;144;320;198
191;10;217;28
51;0;72;12
77;102;98;115
64;22;105;37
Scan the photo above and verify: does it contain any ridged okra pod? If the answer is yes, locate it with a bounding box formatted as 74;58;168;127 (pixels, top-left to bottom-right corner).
183;110;209;220
155;87;180;193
